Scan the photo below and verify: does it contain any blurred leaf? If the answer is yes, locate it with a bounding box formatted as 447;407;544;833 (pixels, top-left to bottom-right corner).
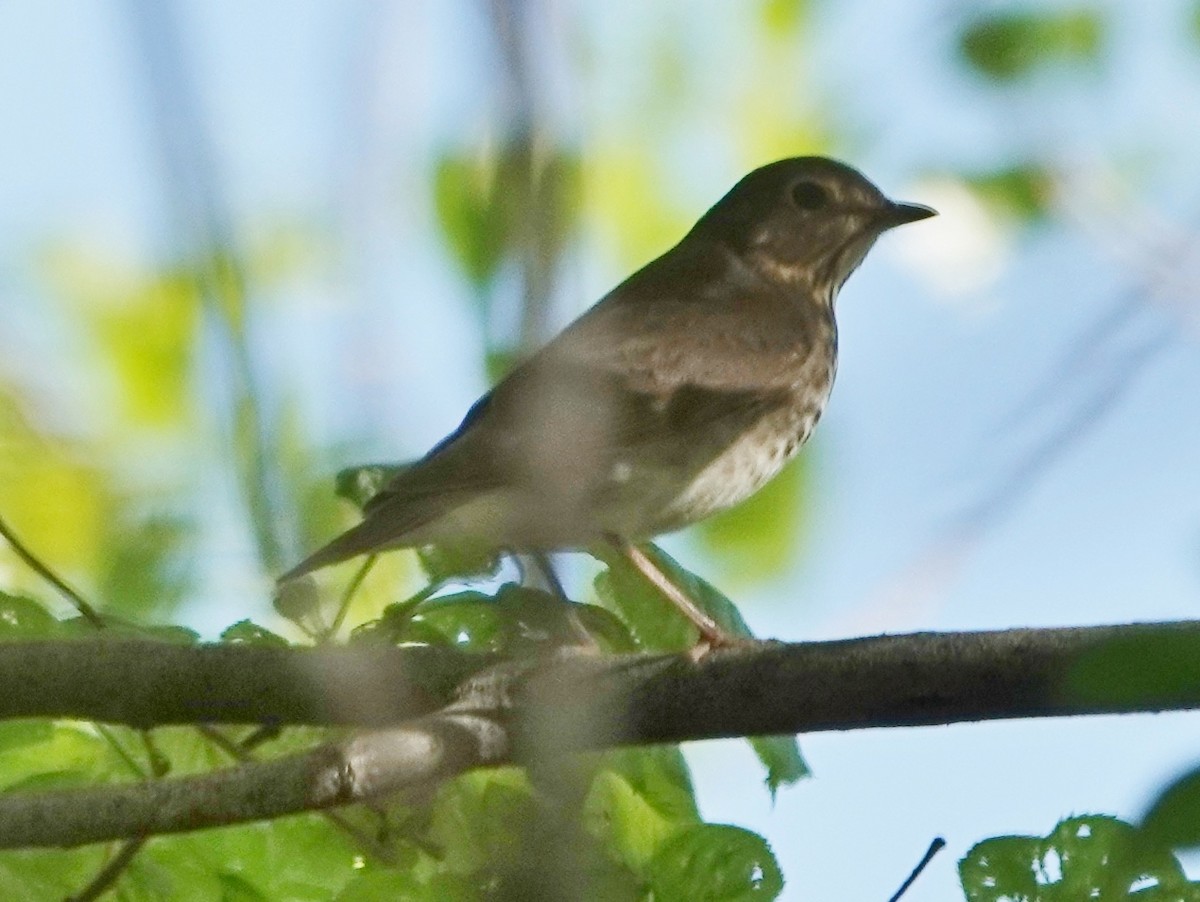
334;463;406;511
273;578;321;627
1144;767;1200;850
748;736;809;799
221;619;289;646
0;392;115;583
759;0;808;38
0;848;106;899
42;247;203;429
698;456;808;583
959;9;1105;81
97;511;192;620
417;542;501;585
960;815;1200;900
335;870;476;902
0;592;61;639
647;824;783;901
431;768;537;874
967;164;1056;224
484;348;520;385
1068;630;1200;706
433;153;516;289
586;152;692;268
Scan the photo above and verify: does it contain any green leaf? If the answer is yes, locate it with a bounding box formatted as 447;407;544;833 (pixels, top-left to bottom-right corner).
0;720;55;753
334;463;406;511
408;591;506;652
593;542;754;652
1068;630;1200;706
698;455;808;583
0;848;105;898
273;578;321;627
960;815;1200;900
959;10;1104;81
97;512;192;620
417;542;501;584
433;153;515;289
647;824;784;901
1144;767;1200;850
967;165;1055;224
747;736;809;798
597;747;700;823
335;870;477;902
584;770;680;872
431;769;538;874
759;0;808;38
221;619;290;646
0;592;61;639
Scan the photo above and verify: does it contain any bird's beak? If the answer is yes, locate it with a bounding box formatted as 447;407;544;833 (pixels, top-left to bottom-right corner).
880;201;937;228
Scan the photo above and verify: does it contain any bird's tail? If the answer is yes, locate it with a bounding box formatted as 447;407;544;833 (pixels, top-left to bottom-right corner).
276;494;443;585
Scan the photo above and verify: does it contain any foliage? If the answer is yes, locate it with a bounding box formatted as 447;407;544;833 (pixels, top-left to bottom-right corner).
960;815;1200;901
0;569;790;899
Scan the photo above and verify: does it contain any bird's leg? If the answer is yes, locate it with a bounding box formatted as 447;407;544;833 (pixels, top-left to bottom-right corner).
606;536;737;653
520;551;599;649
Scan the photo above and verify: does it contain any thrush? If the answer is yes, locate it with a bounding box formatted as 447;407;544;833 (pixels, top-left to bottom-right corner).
280;156;935;645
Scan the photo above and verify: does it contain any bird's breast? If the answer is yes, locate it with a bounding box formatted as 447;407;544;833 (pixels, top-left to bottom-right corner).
656;343;838;531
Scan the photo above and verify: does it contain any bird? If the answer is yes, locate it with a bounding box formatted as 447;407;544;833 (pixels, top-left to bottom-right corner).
280;156;935;647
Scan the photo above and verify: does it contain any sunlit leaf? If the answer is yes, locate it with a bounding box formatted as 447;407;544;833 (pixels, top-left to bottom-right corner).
584;769;679;872
596;747;701;823
759;0;808;38
748;735;809;798
0;392;115;584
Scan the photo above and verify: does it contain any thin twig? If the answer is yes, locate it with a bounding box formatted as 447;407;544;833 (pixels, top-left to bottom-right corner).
325;555;377;640
68;838;148;902
887;837;946;902
0;512;104;628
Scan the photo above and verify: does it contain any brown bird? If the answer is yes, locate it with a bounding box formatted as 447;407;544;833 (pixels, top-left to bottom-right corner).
280;157;934;646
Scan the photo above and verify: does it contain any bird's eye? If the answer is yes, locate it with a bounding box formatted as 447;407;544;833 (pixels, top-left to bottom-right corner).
790;180;829;211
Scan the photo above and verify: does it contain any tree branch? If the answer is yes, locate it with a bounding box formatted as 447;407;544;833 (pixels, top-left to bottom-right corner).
0;641;495;727
0;619;1196;848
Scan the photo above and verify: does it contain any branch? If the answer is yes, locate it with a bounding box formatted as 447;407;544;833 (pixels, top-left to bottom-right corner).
0;641;495;727
0;619;1197;847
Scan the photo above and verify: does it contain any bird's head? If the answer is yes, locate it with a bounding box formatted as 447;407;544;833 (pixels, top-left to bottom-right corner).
694;156;935;301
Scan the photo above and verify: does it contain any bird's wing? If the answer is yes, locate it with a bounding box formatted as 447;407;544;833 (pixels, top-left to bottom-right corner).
369;236;819;501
